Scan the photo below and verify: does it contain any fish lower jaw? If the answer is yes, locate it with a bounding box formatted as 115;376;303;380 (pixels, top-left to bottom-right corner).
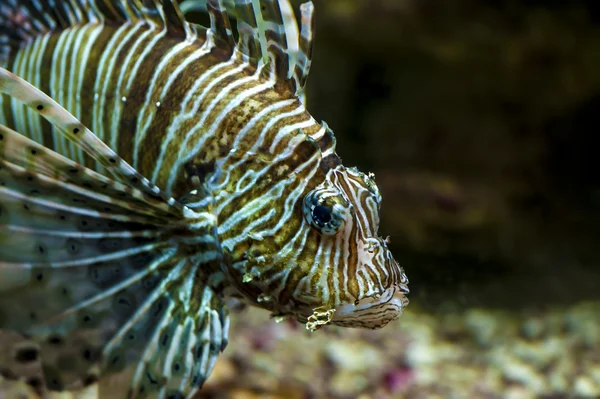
329;284;410;329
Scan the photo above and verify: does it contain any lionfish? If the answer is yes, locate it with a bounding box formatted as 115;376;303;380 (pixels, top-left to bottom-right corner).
0;0;409;397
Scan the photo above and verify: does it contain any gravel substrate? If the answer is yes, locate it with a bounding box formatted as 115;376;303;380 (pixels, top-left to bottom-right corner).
1;301;599;398
198;301;600;399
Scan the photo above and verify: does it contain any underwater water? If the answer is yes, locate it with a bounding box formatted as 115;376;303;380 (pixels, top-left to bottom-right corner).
1;0;599;398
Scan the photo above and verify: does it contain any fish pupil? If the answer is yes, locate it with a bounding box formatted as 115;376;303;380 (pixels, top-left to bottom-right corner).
313;205;332;225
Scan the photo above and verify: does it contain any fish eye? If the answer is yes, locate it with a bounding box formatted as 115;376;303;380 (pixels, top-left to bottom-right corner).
312;205;332;225
303;188;348;235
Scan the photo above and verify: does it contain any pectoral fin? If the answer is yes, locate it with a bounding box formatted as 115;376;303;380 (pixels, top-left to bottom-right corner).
0;67;227;398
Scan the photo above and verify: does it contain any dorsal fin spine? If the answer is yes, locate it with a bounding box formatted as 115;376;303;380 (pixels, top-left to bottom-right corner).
233;0;261;67
295;1;314;91
124;0;142;21
230;1;314;96
277;0;300;81
206;0;235;53
259;0;291;89
0;0;196;63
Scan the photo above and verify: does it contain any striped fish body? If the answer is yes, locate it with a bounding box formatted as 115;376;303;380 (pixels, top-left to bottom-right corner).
0;0;409;397
0;19;323;198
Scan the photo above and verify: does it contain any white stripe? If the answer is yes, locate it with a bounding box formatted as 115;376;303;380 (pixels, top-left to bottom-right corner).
49;28;73;156
224;121;312;214
92;22;138;158
251;153;320;239
0;185;153;224
130;300;176;395
96;22;145;149
133;40;211;166
150;58;240;181
232;99;295;150
55;251;174;319
179;317;198;394
75;24;104;163
109;23;161;152
268;113;315;154
162;64;259;188
210;100;300;193
57;27;79;159
212;105;309;196
12;40;28;142
167;77;274;192
26;34;46;145
4;225;161;239
160;323;184;398
67;26;91;163
220;147;320;247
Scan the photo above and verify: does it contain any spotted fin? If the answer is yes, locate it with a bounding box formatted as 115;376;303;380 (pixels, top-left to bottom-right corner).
118;276;229;399
0;67;228;398
0;67;185;209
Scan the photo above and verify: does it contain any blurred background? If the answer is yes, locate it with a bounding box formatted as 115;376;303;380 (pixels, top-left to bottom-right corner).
195;0;600;398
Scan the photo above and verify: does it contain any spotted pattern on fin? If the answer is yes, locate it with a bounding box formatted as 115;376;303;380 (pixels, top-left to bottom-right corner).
0;67;182;210
0;330;47;395
123;272;229;399
0;124;181;219
0;68;228;397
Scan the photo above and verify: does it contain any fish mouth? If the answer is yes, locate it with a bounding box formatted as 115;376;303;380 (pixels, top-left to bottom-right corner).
330;283;410;329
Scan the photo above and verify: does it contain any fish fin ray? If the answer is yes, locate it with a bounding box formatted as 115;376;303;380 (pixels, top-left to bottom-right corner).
0;67;185;211
206;0;235;53
0;0;196;63
0;157;182;271
0;156;223;394
0;249;229;396
255;0;297;90
96;257;229;399
231;1;313;95
0;249;181;391
233;0;262;66
0;124;183;219
294;2;315;93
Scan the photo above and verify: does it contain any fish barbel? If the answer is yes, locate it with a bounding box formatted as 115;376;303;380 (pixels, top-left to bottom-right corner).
0;0;409;397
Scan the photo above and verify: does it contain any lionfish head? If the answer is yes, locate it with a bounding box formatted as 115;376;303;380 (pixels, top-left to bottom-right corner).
293;166;409;330
221;161;409;330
